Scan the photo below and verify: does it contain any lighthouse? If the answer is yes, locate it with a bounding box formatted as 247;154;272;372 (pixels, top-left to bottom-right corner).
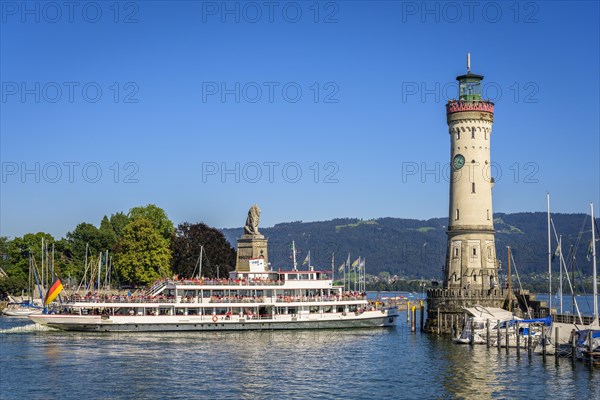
425;55;506;334
444;54;498;291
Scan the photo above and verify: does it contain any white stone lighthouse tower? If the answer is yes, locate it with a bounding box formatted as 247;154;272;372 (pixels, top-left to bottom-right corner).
443;54;498;291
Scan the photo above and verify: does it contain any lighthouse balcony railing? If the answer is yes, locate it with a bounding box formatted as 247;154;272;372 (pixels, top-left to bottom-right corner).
446;100;494;114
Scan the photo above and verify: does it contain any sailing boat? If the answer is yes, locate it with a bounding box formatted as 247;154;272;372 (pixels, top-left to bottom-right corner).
2;256;44;317
535;201;600;354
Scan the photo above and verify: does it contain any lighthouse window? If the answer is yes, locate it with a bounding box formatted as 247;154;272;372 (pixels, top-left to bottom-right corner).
472;248;477;256
471;128;475;139
455;132;460;140
455;209;460;220
454;248;459;257
487;209;490;220
472;182;476;193
485;132;488;140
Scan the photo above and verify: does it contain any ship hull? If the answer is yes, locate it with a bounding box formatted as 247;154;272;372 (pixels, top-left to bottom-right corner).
29;311;398;332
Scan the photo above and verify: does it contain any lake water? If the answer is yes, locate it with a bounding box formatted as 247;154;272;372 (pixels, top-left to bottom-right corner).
1;294;598;399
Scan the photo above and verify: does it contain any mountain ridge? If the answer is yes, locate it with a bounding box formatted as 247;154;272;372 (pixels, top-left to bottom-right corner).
221;212;599;279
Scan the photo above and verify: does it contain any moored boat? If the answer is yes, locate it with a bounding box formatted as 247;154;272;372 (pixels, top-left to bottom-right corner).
2;301;43;317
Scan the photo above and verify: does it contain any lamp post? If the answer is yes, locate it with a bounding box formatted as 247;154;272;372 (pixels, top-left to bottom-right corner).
419;282;426;299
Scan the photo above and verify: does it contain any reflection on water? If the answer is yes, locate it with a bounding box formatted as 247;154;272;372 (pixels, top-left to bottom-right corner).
1;315;598;399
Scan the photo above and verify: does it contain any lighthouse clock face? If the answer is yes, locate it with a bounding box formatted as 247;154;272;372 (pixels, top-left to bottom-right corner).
453;154;465;170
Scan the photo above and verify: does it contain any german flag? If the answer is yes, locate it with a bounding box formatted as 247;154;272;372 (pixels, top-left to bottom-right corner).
44;278;63;305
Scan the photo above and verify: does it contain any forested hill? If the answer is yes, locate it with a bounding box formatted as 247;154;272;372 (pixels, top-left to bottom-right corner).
221;213;599;280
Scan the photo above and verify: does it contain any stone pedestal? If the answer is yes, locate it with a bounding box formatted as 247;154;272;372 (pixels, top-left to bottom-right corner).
236;234;268;272
424;288;507;334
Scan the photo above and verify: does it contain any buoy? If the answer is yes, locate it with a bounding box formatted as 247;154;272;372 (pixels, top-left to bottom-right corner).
212;315;218;323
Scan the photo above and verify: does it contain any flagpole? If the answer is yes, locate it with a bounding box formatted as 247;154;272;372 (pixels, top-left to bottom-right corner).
292;241;297;271
331;252;335;283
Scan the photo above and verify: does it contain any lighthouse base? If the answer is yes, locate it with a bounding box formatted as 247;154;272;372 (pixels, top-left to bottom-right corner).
424;288;508;335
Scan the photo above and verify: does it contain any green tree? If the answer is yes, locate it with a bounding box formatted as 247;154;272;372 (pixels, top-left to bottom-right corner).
67;223;111;263
110;212;129;239
171;222;236;278
2;233;58;296
116;218;172;286
128;204;174;241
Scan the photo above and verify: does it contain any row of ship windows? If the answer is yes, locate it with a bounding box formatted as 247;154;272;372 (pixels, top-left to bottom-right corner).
454;209;491;220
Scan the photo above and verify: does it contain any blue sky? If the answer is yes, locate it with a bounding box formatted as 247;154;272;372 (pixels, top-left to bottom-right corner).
1;0;599;239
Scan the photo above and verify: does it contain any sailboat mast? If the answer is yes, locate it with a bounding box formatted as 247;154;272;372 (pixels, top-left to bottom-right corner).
591;203;598;320
570;245;575;316
84;243;88;289
41;237;44;294
558;235;563;314
507;246;512;312
547;193;552;311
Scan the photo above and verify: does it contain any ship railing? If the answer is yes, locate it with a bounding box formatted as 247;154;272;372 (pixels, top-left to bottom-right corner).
68;295;177;304
275;295;366;303
166;279;285;287
208;297;266;304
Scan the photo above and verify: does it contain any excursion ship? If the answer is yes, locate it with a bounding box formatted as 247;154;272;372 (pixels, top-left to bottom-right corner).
28;269;398;332
29;205;398;332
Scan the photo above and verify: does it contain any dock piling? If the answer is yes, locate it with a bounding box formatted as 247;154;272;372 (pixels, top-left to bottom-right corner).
516;322;520;357
571;329;576;363
528;325;533;359
555;326;559;366
470;319;475;345
542;325;547;361
496;319;501;350
486;319;490;348
505;322;509;354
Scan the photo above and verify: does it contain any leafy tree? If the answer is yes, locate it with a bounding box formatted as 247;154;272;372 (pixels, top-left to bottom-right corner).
0;276;27;300
2;233;58;295
171;222;236;278
128;204;174;241
110;212;129;238
115;218;172;286
66;223;113;264
99;215;118;248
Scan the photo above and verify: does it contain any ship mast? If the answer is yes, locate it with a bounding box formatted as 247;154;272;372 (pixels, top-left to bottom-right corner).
591;203;598;321
547;193;552;311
